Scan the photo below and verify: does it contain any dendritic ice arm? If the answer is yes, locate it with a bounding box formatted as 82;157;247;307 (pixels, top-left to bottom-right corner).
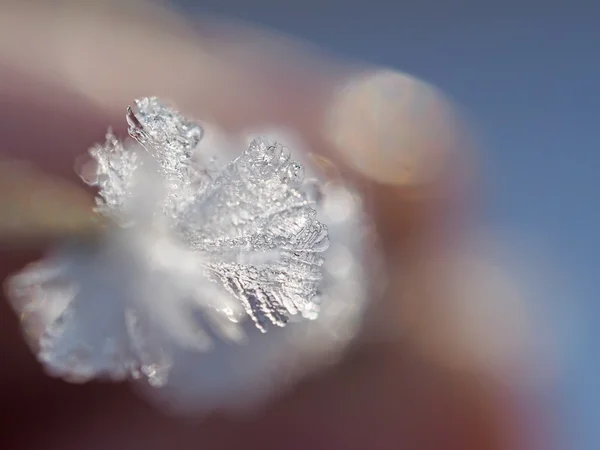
83;130;140;225
126;97;203;173
177;137;329;331
126;97;208;217
201;224;327;331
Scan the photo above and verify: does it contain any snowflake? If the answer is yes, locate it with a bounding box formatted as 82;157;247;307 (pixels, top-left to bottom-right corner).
6;97;331;388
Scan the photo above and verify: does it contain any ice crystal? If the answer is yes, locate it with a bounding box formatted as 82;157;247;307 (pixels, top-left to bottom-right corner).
124;98;329;330
6;98;333;388
85;128;139;224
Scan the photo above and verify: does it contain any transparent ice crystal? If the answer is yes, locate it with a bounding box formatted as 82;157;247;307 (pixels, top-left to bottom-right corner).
6;98;333;388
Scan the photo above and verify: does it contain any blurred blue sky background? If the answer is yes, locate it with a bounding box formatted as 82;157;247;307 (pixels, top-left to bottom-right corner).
172;1;598;448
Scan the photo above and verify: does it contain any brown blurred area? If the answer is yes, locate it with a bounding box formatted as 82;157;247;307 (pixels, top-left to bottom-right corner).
0;1;546;449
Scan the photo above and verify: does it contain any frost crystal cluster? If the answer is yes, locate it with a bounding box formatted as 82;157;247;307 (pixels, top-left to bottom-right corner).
103;97;328;331
6;98;369;411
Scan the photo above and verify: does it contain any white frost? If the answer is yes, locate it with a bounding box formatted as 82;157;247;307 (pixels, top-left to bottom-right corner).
6;98;369;413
